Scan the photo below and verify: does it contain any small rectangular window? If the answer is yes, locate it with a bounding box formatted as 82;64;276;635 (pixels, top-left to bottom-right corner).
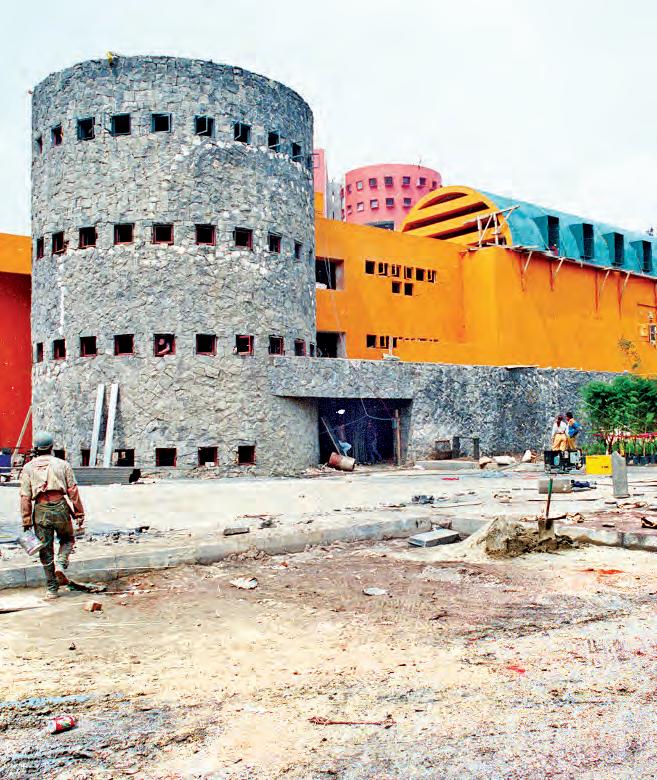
53;338;66;360
385;197;395;208
268;131;281;151
194;115;214;136
418;176;426;187
151;113;171;133
36;237;44;259
610;232;624;266
291;142;302;161
377;262;388;276
294;339;306;356
346;205;353;215
53;449;66;461
156;448;177;467
198;446;218;466
114;334;134;356
114;223;134;245
195;224;215;245
154;334;175;356
427;269;436;283
80;448;91;467
392;337;398;348
269;335;285;355
196;333;217;355
392;281;401;294
403;197;412;207
547;215;560;253
79;226;97;249
356;202;364;212
237;444;256;465
391;264;400;277
268;233;282;253
370;199;379;210
431;180;438;189
35;342;44;363
402;176;411;187
309;343;316;357
152;224;174;244
379;335;389;349
235;334;254;355
404;282;414;296
294;241;302;260
642;241;653;273
384;176;393;187
366;334;376;348
77;117;95;141
110;114;131;136
404;266;413;280
582;223;594;260
356;180;364;191
79;336;97;357
116;449;135;467
234;122;251;143
35;136;43;154
52;232;66;255
368;178;377;188
234;227;253;249
416;268;425;282
365;260;375;274
51;124;63;146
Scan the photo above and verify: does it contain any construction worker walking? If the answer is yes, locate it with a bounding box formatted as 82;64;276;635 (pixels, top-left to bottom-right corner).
19;432;85;599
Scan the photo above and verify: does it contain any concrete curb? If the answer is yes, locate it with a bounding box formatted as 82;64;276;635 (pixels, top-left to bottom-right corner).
0;515;432;591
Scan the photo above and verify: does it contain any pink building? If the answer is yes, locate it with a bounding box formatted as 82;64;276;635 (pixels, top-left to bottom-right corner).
342;163;442;230
312;149;329;214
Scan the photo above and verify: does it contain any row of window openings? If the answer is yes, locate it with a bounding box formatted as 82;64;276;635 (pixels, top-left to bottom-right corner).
69;445;256;468
346;197;412;215
345;176;438;194
365;260;437;283
366;334;441;349
35;334;314;362
546;217;653;272
37;117;305;161
35;227;303;258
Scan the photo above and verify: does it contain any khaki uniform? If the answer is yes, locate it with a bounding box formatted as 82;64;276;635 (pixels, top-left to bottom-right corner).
20;455;83;593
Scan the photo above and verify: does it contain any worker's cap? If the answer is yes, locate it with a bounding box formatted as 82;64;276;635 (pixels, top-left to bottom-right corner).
33;431;54;451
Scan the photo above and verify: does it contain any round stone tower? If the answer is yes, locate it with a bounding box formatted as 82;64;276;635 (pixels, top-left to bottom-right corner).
31;55;317;472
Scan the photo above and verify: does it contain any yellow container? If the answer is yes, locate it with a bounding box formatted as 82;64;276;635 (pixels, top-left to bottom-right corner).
585;454;612;475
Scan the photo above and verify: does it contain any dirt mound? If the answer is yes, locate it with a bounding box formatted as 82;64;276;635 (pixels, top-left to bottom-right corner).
463;517;575;558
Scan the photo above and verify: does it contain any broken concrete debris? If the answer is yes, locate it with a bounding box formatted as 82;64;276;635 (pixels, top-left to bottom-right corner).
362;587;388;596
223;527;250;536
229;577;258;590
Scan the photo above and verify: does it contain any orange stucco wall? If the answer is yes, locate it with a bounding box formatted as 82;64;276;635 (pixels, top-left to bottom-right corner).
316;217;657;374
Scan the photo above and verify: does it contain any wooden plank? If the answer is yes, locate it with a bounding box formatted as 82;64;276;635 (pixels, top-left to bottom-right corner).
12;405;32;463
89;385;105;467
102;384;119;468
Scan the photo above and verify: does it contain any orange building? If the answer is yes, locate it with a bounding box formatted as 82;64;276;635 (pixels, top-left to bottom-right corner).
0;233;32;450
315;192;657;375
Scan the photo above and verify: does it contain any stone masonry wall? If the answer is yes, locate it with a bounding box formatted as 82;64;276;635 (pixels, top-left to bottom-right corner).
31;56;316;472
269;357;616;458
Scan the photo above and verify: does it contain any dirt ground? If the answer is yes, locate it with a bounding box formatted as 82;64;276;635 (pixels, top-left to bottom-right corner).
2;536;657;779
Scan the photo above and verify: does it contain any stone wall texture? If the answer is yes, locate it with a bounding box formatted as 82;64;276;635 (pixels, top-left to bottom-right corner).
31;56;316;472
269;358;616;458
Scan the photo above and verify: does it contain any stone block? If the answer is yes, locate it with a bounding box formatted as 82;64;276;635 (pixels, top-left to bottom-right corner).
0;567;27;589
538;477;572;494
408;529;460;547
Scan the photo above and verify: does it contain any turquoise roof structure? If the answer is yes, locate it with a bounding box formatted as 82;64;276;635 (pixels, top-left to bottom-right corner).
482;191;657;275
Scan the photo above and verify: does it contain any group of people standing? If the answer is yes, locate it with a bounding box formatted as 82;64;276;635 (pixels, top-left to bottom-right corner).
550;411;582;451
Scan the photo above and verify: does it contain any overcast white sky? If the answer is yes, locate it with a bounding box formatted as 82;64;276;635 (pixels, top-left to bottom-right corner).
1;0;656;235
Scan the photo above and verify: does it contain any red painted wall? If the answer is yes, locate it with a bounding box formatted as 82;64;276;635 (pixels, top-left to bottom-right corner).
0;271;31;449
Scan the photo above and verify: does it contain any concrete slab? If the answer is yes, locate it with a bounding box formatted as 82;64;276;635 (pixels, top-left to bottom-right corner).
408;528;460;547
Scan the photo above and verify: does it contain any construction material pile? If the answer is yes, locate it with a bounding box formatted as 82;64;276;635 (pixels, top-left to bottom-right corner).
463;516;575;558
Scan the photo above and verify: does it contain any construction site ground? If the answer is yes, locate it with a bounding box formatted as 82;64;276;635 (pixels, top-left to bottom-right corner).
2;465;657;581
3;534;657;779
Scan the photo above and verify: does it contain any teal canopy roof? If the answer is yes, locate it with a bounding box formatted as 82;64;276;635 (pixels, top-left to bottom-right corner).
482;191;656;275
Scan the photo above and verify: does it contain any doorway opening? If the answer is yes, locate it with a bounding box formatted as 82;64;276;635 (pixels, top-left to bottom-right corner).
317;398;411;465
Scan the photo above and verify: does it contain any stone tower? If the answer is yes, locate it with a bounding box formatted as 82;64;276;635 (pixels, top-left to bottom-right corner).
31;55;317;472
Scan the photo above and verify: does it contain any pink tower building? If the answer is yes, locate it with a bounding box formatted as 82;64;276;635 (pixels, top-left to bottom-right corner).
342;163;442;230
